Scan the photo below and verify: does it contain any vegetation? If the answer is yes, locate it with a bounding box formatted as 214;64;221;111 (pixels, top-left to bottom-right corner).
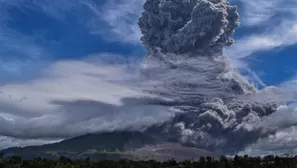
0;132;218;161
1;153;297;168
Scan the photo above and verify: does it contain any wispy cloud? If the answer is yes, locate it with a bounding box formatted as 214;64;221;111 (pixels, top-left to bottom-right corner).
3;0;144;45
0;136;60;150
88;0;144;44
225;0;297;85
237;75;297;155
0;54;175;148
227;0;297;59
226;22;297;61
0;1;158;149
239;106;297;156
238;0;280;26
0;1;53;79
1;0;83;22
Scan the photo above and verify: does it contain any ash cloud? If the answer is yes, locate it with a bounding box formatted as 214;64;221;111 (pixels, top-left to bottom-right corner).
139;0;239;55
137;0;295;154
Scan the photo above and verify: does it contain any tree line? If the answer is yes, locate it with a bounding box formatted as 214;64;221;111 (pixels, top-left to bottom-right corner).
1;153;297;168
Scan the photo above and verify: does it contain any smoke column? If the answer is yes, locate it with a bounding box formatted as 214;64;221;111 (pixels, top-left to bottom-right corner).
137;0;284;154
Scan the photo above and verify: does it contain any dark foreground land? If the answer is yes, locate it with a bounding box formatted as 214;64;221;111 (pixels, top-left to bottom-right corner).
1;154;297;168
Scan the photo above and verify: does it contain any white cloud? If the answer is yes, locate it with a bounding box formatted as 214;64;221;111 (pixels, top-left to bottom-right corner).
0;136;60;150
225;0;297;85
238;0;279;26
88;0;144;44
0;1;53;77
240;126;297;156
238;0;297;26
1;0;85;22
240;109;297;156
0;1;158;148
227;22;297;61
237;77;297;156
0;0;144;49
0;54;176;148
227;0;297;60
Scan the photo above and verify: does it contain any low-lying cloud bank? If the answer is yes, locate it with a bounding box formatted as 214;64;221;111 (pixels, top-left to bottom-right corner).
0;54;176;148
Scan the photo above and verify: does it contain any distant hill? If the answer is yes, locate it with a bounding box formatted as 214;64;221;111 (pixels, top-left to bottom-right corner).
1;131;219;161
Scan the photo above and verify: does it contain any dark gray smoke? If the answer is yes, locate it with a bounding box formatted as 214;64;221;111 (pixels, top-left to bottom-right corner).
139;0;239;56
138;0;284;154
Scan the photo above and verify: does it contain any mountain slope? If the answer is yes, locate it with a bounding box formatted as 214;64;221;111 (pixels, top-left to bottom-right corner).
1;131;219;161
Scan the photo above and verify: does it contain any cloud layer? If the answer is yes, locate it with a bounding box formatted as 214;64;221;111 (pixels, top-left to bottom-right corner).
226;0;297;66
0;54;178;149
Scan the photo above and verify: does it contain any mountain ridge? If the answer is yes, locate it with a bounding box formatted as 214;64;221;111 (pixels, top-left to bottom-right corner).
1;131;219;161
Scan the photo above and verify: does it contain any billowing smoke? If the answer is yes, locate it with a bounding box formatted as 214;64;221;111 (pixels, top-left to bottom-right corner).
137;0;291;154
139;0;239;56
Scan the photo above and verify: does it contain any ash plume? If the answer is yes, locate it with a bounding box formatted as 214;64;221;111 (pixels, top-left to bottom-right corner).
139;0;239;56
137;0;289;154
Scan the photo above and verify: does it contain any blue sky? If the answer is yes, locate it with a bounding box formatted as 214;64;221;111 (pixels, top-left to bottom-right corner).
0;0;297;153
0;0;145;82
228;0;297;86
0;0;296;86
